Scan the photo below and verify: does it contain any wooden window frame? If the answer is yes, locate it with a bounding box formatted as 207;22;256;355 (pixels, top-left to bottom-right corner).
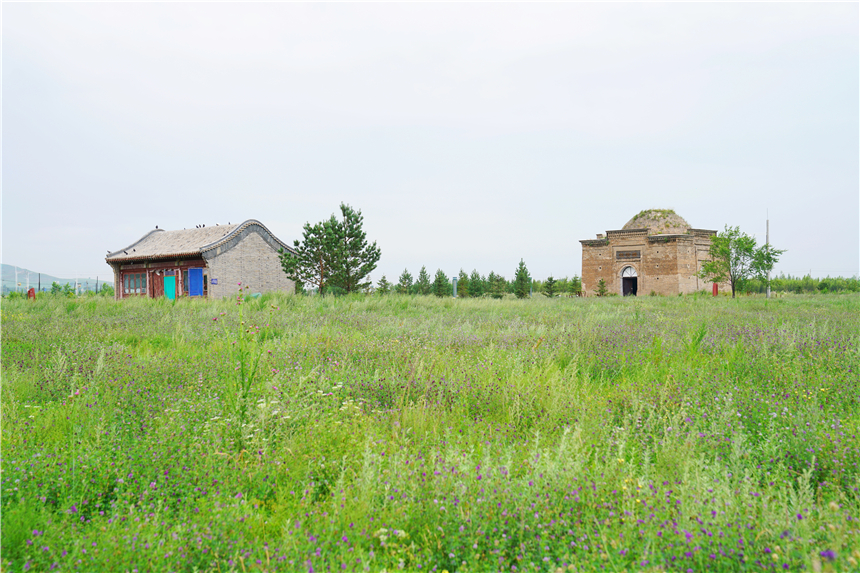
123;272;147;296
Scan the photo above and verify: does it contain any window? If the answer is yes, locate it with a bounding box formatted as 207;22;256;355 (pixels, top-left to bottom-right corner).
203;274;208;297
123;272;146;296
183;270;189;295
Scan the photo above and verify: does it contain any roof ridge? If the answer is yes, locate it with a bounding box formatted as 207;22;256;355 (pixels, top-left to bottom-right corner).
200;219;295;254
106;228;165;258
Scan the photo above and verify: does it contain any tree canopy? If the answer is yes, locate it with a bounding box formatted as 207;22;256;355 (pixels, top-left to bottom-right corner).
543;276;557;298
396;269;413;294
513;259;531;299
279;203;381;295
414;266;431;295
376;275;392;295
432;269;450;297
699;225;784;298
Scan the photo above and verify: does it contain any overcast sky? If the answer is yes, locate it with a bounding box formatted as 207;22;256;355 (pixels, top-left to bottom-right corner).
3;3;858;283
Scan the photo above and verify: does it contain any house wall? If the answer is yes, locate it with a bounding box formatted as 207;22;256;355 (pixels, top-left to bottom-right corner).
204;229;295;300
581;230;720;296
113;259;208;300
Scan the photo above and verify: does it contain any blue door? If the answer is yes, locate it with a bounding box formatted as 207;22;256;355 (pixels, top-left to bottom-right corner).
164;276;176;300
189;268;204;297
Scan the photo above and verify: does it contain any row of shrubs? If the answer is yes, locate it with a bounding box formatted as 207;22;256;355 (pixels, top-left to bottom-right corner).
3;282;114;299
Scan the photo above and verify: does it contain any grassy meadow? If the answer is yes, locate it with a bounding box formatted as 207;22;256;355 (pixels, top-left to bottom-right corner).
1;292;859;572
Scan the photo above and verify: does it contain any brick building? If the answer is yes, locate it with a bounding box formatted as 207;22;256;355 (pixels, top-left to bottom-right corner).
580;209;719;297
106;220;296;300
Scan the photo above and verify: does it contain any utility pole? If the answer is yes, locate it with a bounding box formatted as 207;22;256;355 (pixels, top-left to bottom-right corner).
766;213;771;299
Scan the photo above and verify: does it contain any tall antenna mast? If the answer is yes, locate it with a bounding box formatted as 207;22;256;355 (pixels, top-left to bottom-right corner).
766;211;771;299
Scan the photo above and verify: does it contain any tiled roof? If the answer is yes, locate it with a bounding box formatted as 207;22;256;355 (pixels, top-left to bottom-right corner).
106;220;293;262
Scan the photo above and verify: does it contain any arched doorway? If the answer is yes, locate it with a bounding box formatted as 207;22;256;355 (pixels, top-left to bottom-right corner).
621;266;638;296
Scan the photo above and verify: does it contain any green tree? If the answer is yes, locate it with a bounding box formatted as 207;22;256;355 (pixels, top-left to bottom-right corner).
376;275;392;295
280;203;382;295
62;282;75;297
543;276;557;297
50;281;62;295
569;275;582;297
698;225;785;299
513;259;531;299
594;278;608;297
330;203;381;294
279;216;340;295
396;269;413;294
457;269;469;297
432;269;450;297
100;283;115;297
487;272;505;299
414;266;431;295
468;270;484;297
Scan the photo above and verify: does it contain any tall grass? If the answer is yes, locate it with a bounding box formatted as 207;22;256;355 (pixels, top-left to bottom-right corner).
2;293;858;572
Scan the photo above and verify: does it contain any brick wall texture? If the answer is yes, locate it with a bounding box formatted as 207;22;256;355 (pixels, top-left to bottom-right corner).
581;229;725;296
205;229;295;300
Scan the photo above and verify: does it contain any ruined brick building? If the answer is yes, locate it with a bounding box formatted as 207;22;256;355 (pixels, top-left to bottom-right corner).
106;220;296;300
580;209;718;296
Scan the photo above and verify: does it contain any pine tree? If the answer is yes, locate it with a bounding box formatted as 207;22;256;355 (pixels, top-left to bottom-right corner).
330;203;381;294
280;203;381;295
468;270;483;297
457;269;469;297
396;269;413;294
544;276;557;297
594;278;608;297
487;272;505;299
279;216;340;294
376;275;392;295
570;275;582;297
414;266;431;295
432;269;450;297
513;259;531;299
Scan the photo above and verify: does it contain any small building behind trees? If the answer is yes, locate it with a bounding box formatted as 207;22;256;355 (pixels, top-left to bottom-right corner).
106;220;296;300
580;209;720;297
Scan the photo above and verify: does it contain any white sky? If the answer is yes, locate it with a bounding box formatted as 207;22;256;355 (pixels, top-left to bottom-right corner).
3;3;858;282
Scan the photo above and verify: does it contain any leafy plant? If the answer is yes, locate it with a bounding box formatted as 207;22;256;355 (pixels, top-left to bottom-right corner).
699;225;785;298
214;284;268;450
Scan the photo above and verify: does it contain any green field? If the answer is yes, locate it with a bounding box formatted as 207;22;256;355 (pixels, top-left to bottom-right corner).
2;293;858;572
